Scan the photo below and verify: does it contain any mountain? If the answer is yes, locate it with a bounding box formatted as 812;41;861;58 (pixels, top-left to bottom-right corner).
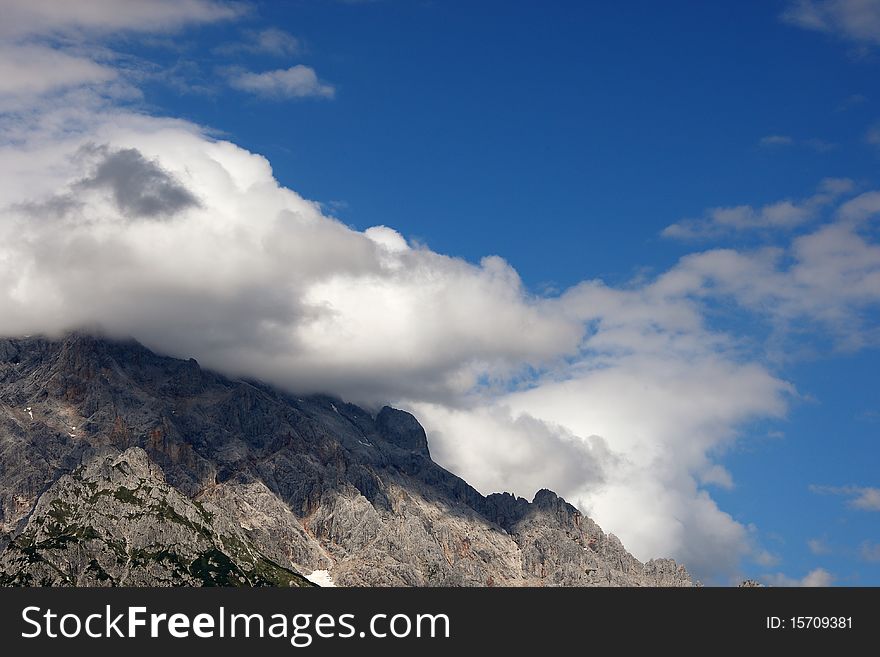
0;334;694;587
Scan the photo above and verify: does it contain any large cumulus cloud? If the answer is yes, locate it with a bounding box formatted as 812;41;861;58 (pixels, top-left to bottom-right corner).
0;119;583;403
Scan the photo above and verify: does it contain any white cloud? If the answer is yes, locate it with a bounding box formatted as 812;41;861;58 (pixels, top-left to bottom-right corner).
782;0;880;45
801;568;836;586
411;279;796;578
495;352;788;577
662;178;854;240
0;0;239;107
0;0;242;38
408;404;615;501
229;65;335;99
838;190;880;222
810;485;880;510
700;464;735;489
0;115;580;403
0;44;117;99
657;214;880;350
763;567;835;587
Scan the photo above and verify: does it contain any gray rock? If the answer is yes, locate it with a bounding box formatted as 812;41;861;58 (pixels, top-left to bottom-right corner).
0;334;695;587
376;406;431;457
0;447;312;586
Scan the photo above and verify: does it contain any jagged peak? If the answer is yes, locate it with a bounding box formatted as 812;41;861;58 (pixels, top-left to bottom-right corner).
375;406;431;458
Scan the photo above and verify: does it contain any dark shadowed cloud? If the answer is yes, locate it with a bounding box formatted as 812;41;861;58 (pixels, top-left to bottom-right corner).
78;146;199;218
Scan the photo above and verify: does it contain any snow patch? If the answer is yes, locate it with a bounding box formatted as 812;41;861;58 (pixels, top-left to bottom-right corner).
25;407;33;421
305;570;336;587
330;403;339;414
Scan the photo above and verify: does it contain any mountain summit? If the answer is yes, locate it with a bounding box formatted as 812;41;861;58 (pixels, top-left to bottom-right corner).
0;334;693;586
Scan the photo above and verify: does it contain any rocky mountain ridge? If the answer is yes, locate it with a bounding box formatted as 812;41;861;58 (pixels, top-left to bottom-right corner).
0;333;694;587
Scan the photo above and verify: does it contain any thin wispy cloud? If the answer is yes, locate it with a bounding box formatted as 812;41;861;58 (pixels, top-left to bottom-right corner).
810;484;880;510
805;137;838;151
782;0;880;46
753;550;781;567
759;135;837;151
861;541;880;561
215;28;302;57
837;93;867;110
867;121;880;145
808;537;833;555
760;134;795;147
662;178;854;240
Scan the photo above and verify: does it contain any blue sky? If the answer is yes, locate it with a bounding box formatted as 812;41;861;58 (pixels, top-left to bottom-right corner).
136;1;879;285
1;0;878;585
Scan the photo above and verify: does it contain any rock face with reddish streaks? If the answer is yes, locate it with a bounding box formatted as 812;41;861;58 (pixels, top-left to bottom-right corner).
0;334;694;587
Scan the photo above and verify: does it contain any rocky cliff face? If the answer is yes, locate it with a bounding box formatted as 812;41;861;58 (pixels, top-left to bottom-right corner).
0;447;311;586
0;334;694;587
